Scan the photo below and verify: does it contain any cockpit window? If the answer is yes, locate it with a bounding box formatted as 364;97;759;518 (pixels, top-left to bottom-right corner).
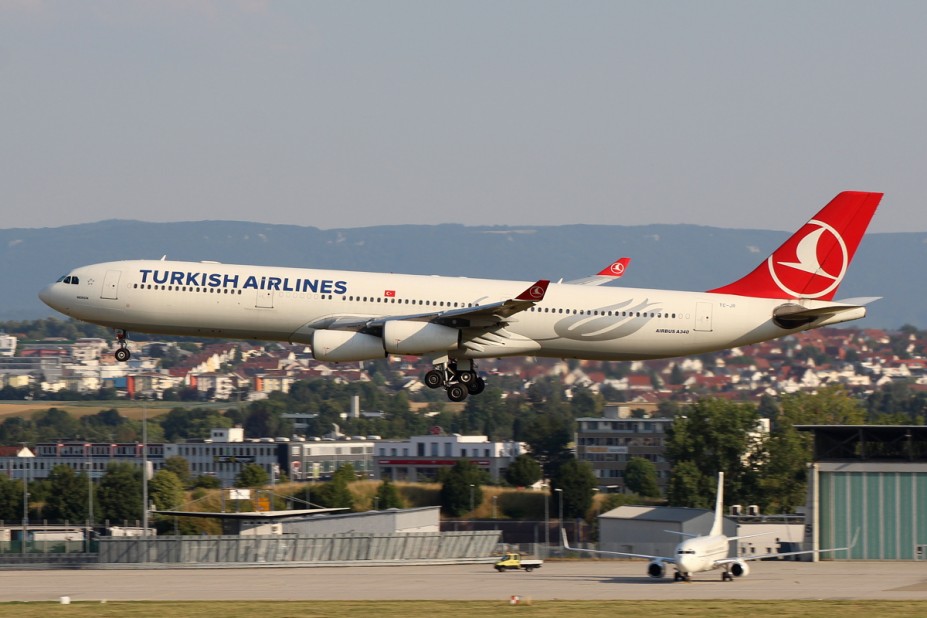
56;275;67;283
70;276;79;284
57;275;79;285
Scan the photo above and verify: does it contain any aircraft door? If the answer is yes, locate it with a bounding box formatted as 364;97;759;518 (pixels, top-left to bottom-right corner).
101;270;121;300
256;289;274;309
695;302;713;332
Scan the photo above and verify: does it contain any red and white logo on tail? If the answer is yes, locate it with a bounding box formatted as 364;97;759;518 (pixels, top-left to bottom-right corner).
709;191;882;301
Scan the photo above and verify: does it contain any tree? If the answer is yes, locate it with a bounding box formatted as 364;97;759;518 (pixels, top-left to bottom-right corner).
162;456;193;488
624;457;661;498
439;460;484;517
550;459;596;519
314;464;356;510
43;465;90;523
375;478;403;510
235;463;269;488
0;475;20;521
97;463;143;522
149;470;185;511
504;454;543;488
664;398;762;508
521;410;573;475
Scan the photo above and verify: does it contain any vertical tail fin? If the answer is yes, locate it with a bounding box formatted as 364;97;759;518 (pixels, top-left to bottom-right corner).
708;191;882;301
709;471;725;537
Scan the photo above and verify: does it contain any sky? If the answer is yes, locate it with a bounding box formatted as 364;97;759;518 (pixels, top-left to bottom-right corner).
2;1;926;233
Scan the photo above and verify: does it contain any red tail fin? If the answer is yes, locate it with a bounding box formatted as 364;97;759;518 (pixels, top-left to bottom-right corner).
708;191;882;300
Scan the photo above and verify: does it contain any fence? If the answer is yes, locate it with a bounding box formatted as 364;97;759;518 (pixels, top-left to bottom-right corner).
97;531;501;565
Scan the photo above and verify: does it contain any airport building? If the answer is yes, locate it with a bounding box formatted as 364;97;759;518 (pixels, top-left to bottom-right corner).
575;405;673;491
799;425;927;561
374;433;525;482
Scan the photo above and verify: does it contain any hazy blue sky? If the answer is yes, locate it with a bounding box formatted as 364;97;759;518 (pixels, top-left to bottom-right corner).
2;1;925;232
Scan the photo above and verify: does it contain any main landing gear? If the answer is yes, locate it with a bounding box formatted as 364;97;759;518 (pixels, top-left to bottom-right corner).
114;329;132;362
424;359;486;402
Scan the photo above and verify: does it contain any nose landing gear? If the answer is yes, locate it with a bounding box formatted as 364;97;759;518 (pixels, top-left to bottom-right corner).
424;359;486;401
114;329;132;362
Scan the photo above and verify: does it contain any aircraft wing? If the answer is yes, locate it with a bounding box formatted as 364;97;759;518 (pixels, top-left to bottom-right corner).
565;258;631;286
307;279;550;335
562;530;675;564
714;530;858;565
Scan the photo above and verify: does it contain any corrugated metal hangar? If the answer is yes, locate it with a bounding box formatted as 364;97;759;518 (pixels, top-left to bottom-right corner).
799;425;927;560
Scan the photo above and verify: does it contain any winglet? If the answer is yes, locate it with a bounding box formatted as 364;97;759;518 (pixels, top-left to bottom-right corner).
708;191;882;301
515;280;550;302
595;257;631;278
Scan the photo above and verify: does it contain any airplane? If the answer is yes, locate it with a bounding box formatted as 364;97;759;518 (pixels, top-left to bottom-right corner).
38;191;882;402
564;257;631;286
562;472;856;582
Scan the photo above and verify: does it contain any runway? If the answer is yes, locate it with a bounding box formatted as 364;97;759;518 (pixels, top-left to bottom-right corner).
1;561;926;602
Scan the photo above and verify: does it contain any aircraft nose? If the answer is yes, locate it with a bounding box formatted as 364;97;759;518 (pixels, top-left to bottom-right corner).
38;284;56;308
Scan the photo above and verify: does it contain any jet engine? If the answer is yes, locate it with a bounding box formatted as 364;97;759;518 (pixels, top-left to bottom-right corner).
729;559;750;578
311;330;385;362
382;321;458;355
646;560;666;578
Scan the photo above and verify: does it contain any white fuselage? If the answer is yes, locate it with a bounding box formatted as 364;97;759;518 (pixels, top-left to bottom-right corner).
39;259;857;361
674;535;730;575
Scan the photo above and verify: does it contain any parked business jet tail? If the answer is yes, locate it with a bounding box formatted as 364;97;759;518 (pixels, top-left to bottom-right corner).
562;472;856;582
38;191;881;402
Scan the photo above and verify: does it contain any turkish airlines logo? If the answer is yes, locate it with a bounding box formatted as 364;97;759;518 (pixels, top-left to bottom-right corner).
610;262;625;276
528;285;546;300
768;219;848;299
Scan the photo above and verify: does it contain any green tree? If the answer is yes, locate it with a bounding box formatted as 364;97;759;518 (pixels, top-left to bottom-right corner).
149;470;186;511
504;454;543;488
664;397;762;508
235;463;269;488
374;478;403;510
97;463;143;522
550;459;596;520
43;465;91;523
162;456;193;488
439;460;484;517
314;464;356;510
521;410;573;475
624;457;661;498
0;475;21;521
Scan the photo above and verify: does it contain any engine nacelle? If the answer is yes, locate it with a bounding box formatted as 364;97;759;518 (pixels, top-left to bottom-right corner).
311;330;385;362
646;560;666;578
729;559;750;578
382;320;458;355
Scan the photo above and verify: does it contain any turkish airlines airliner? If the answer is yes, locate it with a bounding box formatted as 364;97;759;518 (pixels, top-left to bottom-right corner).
39;191;882;401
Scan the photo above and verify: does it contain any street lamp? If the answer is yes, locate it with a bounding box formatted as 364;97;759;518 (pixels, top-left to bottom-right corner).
492;495;497;519
543;482;549;549
469;484;475;515
554;488;564;545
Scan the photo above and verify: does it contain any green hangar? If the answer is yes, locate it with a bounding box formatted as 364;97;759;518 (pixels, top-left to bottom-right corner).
799;425;927;560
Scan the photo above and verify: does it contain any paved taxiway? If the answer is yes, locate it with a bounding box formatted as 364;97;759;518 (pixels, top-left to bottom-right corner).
2;561;926;602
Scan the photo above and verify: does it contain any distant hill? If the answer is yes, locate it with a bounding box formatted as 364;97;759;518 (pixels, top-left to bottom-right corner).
2;220;923;328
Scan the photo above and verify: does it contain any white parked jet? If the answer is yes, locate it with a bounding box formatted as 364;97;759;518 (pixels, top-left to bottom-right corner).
562;472;855;581
39;191;881;401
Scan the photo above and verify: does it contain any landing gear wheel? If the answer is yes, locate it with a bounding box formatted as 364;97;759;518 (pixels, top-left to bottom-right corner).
447;384;468;402
722;572;733;582
466;377;486;395
459;370;475;384
674;572;682;582
114;348;131;362
424;370;444;389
